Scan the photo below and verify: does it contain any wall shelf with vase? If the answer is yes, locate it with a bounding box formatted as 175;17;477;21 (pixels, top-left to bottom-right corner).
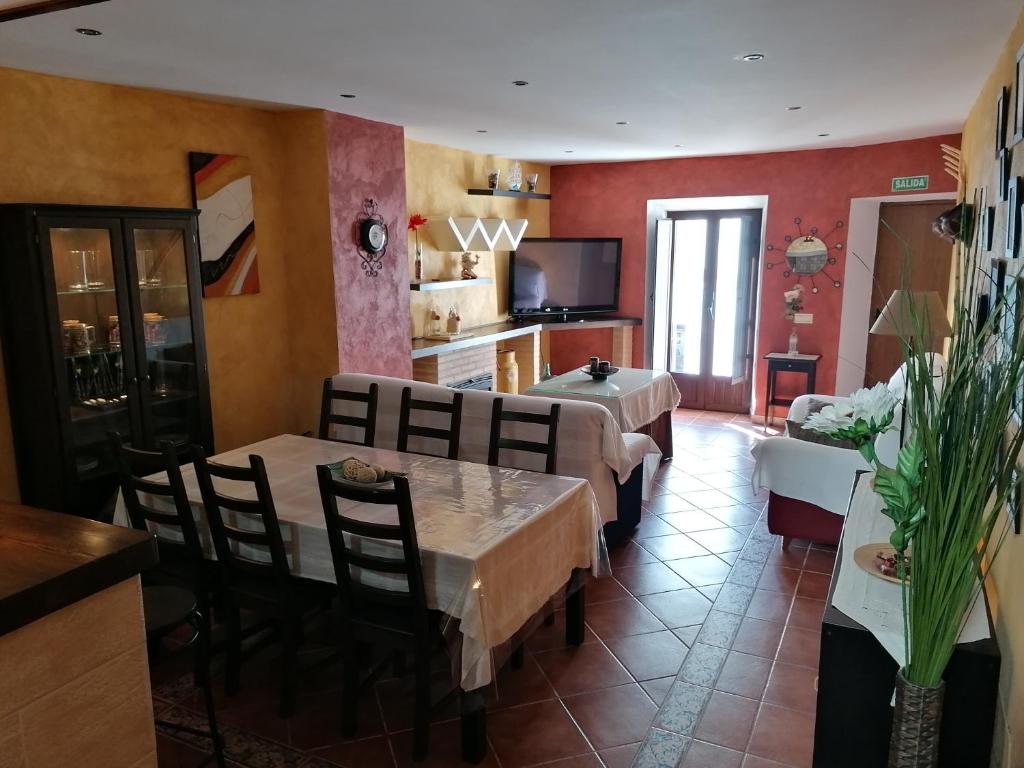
410;278;494;291
467;188;551;201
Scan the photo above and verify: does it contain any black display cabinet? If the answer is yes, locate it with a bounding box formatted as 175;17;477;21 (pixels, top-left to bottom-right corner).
0;204;213;517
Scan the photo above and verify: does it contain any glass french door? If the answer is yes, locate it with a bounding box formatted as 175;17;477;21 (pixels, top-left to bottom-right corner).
656;210;762;411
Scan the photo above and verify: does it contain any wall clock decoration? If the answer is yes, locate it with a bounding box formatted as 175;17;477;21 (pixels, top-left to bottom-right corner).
764;217;844;293
355;198;388;277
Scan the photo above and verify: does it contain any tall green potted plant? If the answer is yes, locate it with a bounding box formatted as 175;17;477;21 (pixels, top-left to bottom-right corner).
804;219;1024;767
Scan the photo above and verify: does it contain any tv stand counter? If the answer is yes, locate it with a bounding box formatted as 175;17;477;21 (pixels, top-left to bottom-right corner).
411;316;641;360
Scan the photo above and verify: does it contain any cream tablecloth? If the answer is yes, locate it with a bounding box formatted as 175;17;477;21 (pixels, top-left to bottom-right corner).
832;472;990;669
113;434;609;690
525;367;680;434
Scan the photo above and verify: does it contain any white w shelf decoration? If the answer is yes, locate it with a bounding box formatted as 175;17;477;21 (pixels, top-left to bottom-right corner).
425;216;529;252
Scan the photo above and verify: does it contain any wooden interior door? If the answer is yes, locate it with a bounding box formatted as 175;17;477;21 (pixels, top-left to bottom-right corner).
866;202;952;385
665;210;762;411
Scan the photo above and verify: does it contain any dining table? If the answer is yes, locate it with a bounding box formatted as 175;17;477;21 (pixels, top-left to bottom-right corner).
113;432;610;762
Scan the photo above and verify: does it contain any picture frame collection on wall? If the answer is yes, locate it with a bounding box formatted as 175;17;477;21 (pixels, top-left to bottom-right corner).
988;52;1024;533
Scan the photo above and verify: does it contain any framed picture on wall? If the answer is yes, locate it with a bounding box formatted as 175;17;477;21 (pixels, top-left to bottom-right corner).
1001;148;1013;201
1015;46;1024;144
1009;466;1022;535
997;85;1011;156
1008;177;1023;258
992;257;1008;333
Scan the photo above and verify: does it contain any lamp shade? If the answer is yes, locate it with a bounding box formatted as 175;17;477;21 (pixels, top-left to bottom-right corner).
870;290;953;339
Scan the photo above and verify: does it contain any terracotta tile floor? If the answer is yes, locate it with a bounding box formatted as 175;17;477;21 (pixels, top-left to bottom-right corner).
154;409;832;768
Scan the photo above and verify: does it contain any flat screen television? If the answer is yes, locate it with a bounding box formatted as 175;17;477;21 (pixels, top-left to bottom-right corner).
509;237;622;317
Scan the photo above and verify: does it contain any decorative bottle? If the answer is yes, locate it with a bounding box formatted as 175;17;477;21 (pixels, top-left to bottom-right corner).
788;328;799;354
496;349;519;393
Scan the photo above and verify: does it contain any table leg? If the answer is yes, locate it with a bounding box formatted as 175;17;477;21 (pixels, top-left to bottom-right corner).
460;688;487;764
565;578;586;645
764;367;773;432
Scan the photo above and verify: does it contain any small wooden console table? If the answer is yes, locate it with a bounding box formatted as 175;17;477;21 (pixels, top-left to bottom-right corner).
763;352;821;430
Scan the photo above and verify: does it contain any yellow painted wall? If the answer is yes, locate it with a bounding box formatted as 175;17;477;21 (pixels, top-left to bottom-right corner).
404;139;550;337
960;9;1024;765
0;67;339;501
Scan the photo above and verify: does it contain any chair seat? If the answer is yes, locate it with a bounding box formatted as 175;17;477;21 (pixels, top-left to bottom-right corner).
143;585;197;638
230;573;335;616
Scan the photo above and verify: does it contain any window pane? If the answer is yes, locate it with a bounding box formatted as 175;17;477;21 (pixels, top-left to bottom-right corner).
669;219;707;375
712;218;742;377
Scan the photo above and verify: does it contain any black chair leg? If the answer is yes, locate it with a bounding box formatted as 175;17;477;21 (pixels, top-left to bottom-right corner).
340;635;359;737
224;603;241;697
279;617;299;718
194;609;226;768
413;647;431;761
194;592;211;688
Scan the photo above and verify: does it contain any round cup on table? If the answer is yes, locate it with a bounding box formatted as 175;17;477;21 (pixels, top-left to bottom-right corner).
598;361;611;374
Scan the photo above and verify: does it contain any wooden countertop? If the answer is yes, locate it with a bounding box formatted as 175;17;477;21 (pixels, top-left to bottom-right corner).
0;502;158;637
411;316;642;360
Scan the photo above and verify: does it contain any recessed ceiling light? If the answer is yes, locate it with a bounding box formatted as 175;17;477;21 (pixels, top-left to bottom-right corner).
674;144;684;148
339;93;356;99
75;27;102;36
615;121;630;125
512;80;529;87
818;132;830;137
739;53;765;62
786;106;802;111
564;150;574;153
476;129;488;133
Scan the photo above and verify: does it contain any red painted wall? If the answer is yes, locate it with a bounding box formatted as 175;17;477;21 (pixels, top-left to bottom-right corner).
549;135;959;412
324;111;413;377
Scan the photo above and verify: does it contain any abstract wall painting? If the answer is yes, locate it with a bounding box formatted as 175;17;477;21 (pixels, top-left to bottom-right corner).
189;152;260;297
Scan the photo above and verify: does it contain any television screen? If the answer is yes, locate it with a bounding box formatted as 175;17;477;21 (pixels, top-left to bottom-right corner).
510;238;621;316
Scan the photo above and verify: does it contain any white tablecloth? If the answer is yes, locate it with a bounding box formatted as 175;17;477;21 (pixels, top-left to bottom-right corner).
525;367;680;433
113;434;609;690
832;472;990;668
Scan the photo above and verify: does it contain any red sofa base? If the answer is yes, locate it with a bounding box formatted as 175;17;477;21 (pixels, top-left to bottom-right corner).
766;491;843;548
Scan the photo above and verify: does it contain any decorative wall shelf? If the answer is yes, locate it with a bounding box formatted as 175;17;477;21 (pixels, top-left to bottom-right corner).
425;216;529;252
410;278;494;291
467;188;552;201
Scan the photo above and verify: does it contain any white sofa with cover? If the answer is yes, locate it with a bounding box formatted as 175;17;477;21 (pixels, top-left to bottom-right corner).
750;355;946;544
325;374;662;538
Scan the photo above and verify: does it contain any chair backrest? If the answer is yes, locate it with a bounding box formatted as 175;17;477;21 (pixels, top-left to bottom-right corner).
110;433;202;560
396;386;464;460
195;453;292;587
319;379;379;446
315;467;429;635
487;398;561;474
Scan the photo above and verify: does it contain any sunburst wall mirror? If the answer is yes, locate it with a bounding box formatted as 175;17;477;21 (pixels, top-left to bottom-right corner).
765;217;844;293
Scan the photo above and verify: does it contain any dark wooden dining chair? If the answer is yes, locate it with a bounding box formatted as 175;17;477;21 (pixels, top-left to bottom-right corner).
143;585;225;767
196;453;334;718
319;378;379;446
396;386;464;459
109;434;221;682
316;466;443;761
487;398;561;474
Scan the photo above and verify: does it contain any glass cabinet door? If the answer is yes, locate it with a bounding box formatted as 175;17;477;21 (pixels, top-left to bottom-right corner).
128;223;204;449
46;223;138;481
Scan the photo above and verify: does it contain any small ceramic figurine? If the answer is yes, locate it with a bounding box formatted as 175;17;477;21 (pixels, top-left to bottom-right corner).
461;252;480;279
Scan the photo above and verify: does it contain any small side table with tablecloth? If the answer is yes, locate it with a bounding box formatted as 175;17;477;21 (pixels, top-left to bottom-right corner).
763;352;820;430
525;367;680;459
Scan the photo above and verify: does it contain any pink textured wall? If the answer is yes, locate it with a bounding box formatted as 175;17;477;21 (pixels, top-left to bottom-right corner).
324;111;412;377
550;135;959;411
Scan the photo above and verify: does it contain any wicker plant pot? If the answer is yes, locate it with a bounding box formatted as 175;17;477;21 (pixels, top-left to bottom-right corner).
888;669;945;768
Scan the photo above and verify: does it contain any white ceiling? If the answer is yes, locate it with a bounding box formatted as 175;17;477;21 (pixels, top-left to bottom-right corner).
0;0;1018;163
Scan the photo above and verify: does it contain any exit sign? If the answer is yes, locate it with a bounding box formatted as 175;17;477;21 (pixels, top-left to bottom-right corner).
892;175;930;192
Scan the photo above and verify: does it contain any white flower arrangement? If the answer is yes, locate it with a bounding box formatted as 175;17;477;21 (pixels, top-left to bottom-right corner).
803;383;896;448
